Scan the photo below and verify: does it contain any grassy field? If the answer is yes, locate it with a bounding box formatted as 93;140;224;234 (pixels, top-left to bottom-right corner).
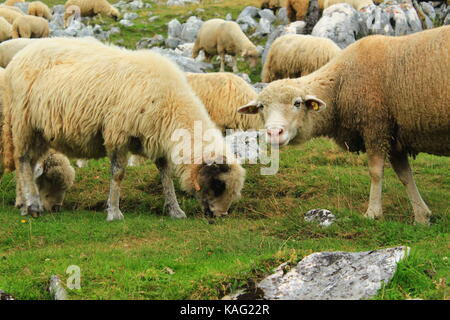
0;0;449;300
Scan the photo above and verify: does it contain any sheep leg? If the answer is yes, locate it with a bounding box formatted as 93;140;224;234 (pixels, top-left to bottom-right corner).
106;150;127;221
17;155;42;217
219;53;226;72
389;151;431;225
364;152;385;219
155;158;186;219
232;56;238;73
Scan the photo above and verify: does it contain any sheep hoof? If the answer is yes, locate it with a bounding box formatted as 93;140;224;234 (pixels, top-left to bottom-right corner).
27;204;42;218
364;208;382;220
106;208;124;221
414;209;431;226
166;204;187;219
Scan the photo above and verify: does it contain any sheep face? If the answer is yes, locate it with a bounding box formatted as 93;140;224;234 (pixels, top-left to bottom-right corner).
37;180;66;212
238;81;326;146
109;7;120;21
195;163;244;218
242;48;259;68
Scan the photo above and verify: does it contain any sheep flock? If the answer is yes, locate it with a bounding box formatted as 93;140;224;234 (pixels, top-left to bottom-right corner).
0;0;447;226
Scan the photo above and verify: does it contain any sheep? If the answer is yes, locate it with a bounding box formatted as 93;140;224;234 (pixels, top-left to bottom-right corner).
28;1;52;20
0;7;24;24
2;37;246;221
63;4;80;28
0;67;75;213
238;26;450;225
3;0;24;6
64;0;120;20
286;0;310;22
260;0;287;12
186;72;263;131
0;4;24;14
0;38;37;67
261;34;342;83
192;19;259;73
12;15;49;38
323;0;374;10
0;17;11;42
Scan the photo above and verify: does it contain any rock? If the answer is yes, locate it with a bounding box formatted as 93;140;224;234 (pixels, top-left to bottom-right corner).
123;12;139;21
421;1;436;20
276;7;289;24
0;289;15;300
136;35;165;49
167;0;199;6
225;13;233;21
180;16;203;43
176;42;195;57
259;9;277;23
119;19;134;27
236;73;252;83
129;0;144;10
262;21;305;64
237;6;260;21
304;209;336;227
258;246;410;300
445;11;450;24
253;82;268;93
253;18;273;37
312;4;365;49
150;47;213;73
14;2;28;13
49;275;68;300
52;4;66;15
168;19;182;38
109;27;121;35
148;16;159;22
165;37;182;49
237;15;258;31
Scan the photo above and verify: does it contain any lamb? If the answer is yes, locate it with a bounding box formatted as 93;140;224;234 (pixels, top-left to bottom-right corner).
0;7;24;24
12;15;49;38
323;0;374;10
0;16;11;42
0;38;37;67
63;4;80;27
64;0;120;20
2;37;245;221
28;1;52;20
238;26;450;225
286;0;310;22
0;67;75;213
192;19;259;73
262;34;342;83
186;72;263;131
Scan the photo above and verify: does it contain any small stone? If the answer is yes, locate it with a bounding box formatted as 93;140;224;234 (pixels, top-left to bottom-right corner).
119;19;134;27
225;13;233;21
168;19;182;38
304;209;336;227
0;290;15;300
123;12;139;21
148;16;159;22
49;275;68;300
237;6;260;21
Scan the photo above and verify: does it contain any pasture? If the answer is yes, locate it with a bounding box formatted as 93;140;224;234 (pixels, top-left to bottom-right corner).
0;0;448;300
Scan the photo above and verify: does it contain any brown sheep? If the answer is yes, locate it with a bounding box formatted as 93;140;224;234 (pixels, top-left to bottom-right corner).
262;34;341;82
12;15;49;38
238;26;450;225
63;4;80;27
286;0;310;22
28;1;52;20
260;0;287;12
193;19;259;73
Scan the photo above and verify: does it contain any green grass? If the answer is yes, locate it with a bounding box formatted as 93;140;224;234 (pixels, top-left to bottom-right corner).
0;0;448;300
1;139;449;300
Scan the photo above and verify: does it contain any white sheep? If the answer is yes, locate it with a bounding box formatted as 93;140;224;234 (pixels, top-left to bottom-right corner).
0;16;11;42
262;34;342;82
0;7;23;24
64;0;120;20
3;0;24;6
28;1;52;20
12;15;49;38
2;37;245;221
0;38;37;67
193;18;259;73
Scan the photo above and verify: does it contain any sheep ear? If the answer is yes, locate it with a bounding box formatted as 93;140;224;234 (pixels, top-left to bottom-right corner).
238;100;259;114
304;95;326;112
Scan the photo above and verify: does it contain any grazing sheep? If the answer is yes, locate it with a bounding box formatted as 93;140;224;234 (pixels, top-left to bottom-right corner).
193;19;259;73
238;26;450;224
28;1;52;20
2;37;245;221
0;17;11;42
0;7;23;24
12;15;49;38
0;67;75;213
262;34;342;82
63;4;80;27
3;0;23;6
260;0;287;12
64;0;120;20
0;38;37;67
0;4;24;14
186;72;263;131
286;0;310;22
323;0;374;10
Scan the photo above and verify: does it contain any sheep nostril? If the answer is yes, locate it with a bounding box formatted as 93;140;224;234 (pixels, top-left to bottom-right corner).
267;128;283;136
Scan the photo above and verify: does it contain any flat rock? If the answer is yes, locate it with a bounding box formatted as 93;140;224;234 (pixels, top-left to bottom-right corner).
150;47;212;73
304;209;336;227
258;246;410;300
